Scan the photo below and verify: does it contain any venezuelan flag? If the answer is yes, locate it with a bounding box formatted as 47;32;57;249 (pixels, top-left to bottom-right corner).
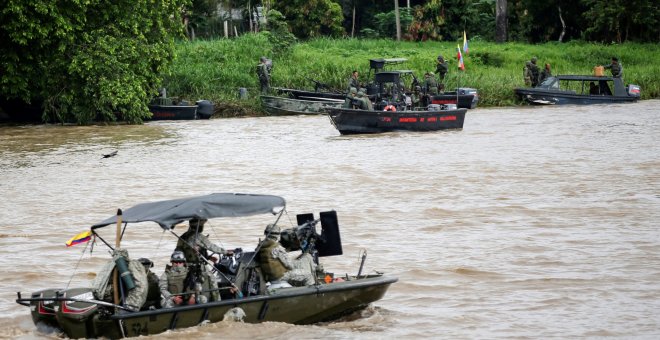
66;230;92;247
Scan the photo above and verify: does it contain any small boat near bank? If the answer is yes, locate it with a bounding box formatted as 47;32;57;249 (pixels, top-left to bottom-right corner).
260;95;344;116
16;193;397;338
325;105;467;135
514;75;641;105
147;97;214;120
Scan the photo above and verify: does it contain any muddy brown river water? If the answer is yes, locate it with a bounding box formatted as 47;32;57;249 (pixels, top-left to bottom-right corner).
1;100;659;339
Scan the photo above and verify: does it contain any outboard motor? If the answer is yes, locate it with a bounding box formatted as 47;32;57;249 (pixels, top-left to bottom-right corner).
458;87;479;109
55;287;99;339
27;288;62;329
196;100;214;119
627;84;641;97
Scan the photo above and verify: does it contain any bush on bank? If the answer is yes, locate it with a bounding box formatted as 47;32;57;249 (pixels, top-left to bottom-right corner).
163;34;660;115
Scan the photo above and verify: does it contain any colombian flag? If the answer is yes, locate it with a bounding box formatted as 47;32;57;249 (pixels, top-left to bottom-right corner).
463;31;469;55
457;45;465;71
66;230;92;247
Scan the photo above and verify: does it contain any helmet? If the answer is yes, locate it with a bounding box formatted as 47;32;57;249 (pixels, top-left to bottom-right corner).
260;56;267;62
357;90;365;97
189;218;207;230
437;55;444;61
349;87;357;94
138;258;153;268
171;251;186;263
264;223;280;236
531;57;538;63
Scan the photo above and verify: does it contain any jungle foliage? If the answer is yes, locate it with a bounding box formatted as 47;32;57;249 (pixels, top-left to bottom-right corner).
160;34;659;112
0;0;189;124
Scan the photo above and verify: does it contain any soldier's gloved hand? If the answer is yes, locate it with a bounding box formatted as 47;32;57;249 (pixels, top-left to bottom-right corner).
172;295;183;305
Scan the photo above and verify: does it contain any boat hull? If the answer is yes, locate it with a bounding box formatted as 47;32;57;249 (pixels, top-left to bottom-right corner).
147;105;200;120
261;95;344;116
39;275;396;338
274;88;345;101
326;107;467;135
514;88;637;105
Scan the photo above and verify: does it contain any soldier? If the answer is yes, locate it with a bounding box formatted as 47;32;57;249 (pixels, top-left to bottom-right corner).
347;70;360;91
138;258;161;309
256;56;270;94
411;86;423;108
92;248;148;312
435;55;448;83
603;57;623;78
258;224;315;287
524;57;540;87
539;63;552;84
424;72;438;95
343;87;358;109
175;218;233;302
357;90;373;111
159;251;198;308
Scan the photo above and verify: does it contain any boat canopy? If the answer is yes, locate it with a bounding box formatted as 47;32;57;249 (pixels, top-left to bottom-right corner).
553;75;615;81
91;193;286;230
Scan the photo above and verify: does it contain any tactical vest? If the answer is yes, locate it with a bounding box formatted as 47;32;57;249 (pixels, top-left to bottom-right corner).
165;265;189;294
258;239;287;281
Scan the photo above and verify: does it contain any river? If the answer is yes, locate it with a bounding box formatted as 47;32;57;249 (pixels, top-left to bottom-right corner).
1;100;659;339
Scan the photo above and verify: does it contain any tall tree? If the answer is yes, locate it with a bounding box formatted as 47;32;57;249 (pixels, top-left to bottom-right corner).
495;0;507;42
394;0;401;41
273;0;344;39
0;0;188;123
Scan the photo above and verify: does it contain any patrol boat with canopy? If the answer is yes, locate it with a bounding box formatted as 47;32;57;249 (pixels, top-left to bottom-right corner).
514;75;641;105
15;193;397;338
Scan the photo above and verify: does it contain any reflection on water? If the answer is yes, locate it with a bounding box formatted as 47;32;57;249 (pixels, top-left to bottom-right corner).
1;101;660;338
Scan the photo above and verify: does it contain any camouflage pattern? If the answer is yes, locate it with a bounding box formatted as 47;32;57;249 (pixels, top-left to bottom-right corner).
259;238;288;281
259;239;315;286
257;60;270;94
435;58;448;82
524;60;540;87
176;229;227;265
281;253;316;286
92;248;148;311
357;91;373;111
347;75;360;91
424;74;438;95
604;60;623;78
159;264;195;308
343;87;358;109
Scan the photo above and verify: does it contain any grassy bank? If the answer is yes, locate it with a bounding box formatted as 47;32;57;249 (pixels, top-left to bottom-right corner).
163;34;660;115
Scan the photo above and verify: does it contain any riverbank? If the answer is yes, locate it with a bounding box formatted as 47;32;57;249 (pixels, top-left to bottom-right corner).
162;34;660;116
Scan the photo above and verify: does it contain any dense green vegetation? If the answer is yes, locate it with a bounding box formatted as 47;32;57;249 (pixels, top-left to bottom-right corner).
0;0;188;123
2;1;658;123
163;34;660;114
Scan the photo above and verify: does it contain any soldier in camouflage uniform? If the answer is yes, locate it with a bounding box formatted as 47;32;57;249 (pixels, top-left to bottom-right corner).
524;57;540;87
424;72;438;95
357;90;373;111
603;57;623;78
159;251;199;308
435;55;448;84
258;224;315;287
343;87;358;108
92;248;148;312
347;71;360;92
257;56;270;94
138;258;161;309
176;218;233;302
